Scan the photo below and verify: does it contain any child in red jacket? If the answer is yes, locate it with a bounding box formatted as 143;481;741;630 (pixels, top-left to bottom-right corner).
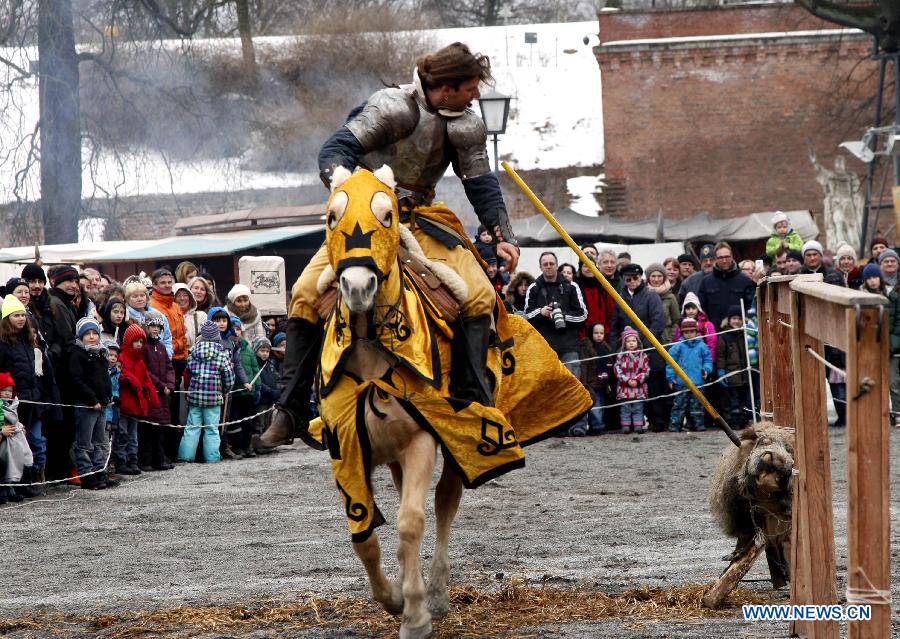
114;324;159;475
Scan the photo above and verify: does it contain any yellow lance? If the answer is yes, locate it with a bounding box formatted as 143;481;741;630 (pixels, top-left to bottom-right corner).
503;161;741;448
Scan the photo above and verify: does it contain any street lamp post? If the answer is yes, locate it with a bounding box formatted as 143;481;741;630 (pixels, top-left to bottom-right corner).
478;89;511;173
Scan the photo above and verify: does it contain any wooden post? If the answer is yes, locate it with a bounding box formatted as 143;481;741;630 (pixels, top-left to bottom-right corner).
702;536;766;610
789;289;838;639
772;280;796;428
757;282;774;417
845;307;891;639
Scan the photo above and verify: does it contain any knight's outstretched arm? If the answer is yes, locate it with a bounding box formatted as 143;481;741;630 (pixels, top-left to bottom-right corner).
450;117;517;245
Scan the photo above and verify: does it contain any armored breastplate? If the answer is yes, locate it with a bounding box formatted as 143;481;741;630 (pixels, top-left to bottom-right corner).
359;91;451;196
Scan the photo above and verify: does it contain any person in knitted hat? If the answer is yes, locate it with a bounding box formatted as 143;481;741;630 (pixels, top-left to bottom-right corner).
0;293;45;497
766;211;804;259
139;312;175;471
861;263;885;295
46;265;81;375
645;263;679;344
784;250;803;275
613;326;649;434
123;275;174;359
177;321;234;464
870;236;889;264
833;242;861;288
0;370;32;503
227;317;260;458
800;240;844;286
226;284;265;343
666;316;713;432
251;335;281;446
715;305;750;427
270;331;286;371
68;316;117;490
878;248;899;294
104;340;121;451
675;292;718;362
115;324;159;475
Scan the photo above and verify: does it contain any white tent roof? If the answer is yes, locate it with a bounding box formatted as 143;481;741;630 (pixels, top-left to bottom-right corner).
512;209;818;245
0;225;324;264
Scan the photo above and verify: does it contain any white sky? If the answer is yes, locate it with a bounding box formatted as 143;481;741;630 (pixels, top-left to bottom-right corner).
0;21;604;206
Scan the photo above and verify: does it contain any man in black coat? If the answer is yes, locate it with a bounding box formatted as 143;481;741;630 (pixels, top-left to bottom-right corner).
524;251;588;365
697;242;756;329
44;265;82;481
46;265;80;370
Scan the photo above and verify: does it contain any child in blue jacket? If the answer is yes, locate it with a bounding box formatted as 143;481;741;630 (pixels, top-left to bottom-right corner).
666;317;712;432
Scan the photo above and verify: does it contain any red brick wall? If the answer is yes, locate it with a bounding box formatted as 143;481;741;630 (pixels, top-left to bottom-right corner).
598;3;841;42
596;4;888;246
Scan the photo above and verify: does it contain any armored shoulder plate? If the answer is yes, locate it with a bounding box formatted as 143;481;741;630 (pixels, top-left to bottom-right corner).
345;87;420;153
447;111;492;179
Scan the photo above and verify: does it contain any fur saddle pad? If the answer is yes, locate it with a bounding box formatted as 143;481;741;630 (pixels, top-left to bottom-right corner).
314;246;461;323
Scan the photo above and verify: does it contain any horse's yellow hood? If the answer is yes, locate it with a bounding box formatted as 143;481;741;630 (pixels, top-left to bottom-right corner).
325;166;400;281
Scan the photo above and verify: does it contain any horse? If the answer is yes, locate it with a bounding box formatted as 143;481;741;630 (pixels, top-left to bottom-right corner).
311;164;591;639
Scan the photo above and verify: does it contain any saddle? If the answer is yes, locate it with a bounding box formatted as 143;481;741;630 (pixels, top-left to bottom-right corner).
313;246;461;323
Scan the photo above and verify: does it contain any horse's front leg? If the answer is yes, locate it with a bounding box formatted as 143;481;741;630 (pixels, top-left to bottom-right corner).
353;532;403;615
397;432;437;639
426;462;462;618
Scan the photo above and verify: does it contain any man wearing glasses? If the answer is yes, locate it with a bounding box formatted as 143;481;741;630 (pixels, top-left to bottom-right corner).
697;242;756;329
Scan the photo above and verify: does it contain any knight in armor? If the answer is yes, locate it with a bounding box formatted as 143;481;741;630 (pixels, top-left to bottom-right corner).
255;42;520;450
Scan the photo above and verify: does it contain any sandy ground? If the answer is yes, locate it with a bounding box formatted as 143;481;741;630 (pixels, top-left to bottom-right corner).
3;426;899;638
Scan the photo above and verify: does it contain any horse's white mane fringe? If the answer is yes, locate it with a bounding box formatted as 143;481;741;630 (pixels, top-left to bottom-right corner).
315;226;470;305
316;264;337;295
397;225;469;304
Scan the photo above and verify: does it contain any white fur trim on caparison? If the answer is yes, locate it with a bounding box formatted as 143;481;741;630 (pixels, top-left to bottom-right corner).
373;165;397;190
330;166;352;191
398;225;425;257
426;261;469;304
397;225;469;304
316;264;337;295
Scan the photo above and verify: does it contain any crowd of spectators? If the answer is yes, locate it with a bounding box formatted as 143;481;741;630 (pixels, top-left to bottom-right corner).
2;211;898;501
495;212;900;436
0;261;286;502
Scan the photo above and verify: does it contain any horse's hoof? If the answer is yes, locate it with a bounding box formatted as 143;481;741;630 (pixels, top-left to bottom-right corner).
426;595;449;619
400;620;432;639
380;597;404;617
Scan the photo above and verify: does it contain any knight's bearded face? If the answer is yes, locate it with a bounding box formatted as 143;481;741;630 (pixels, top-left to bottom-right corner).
325;167;400;281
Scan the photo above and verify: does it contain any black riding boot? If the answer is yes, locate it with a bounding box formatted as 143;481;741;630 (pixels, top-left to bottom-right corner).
254;318;323;451
450;315;494;407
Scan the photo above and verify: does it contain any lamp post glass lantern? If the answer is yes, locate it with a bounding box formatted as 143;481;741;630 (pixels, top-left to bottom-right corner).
478;90;511;173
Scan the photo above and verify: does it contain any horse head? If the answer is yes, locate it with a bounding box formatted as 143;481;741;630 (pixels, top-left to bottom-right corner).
325;165;399;313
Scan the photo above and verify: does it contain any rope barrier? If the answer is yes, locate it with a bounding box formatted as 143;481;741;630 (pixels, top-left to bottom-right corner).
595;365;751;412
845;567;893;606
15;400;274;430
0;406;276;489
570;326;747;365
803;346;847;379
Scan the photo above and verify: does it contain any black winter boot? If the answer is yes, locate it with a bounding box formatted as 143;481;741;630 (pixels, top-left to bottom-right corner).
254;318;323;451
449;315;495;407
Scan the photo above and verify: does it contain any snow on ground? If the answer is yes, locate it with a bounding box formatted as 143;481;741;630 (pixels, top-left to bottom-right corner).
0;21;603;207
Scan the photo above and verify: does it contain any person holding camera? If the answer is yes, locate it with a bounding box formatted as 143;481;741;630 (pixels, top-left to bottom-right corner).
524;251;588;383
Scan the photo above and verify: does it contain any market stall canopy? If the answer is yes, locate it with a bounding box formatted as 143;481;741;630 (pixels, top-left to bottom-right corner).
0;224;324;264
511;209;818;245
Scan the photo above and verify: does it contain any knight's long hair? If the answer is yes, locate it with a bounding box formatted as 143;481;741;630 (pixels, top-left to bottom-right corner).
416;42;493;90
